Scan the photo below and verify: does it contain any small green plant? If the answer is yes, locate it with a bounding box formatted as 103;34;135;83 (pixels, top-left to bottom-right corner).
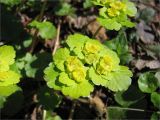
44;34;132;98
0;45;21;108
0;45;20;86
92;0;137;30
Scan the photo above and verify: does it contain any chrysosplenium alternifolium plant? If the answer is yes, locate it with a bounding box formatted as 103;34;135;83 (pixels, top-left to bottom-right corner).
0;46;20;87
93;0;137;30
44;34;132;98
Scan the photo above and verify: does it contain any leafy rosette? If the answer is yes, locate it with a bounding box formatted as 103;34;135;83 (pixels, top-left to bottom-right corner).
66;34;132;92
92;0;137;30
44;34;132;99
0;45;21;108
44;48;94;99
0;45;20;87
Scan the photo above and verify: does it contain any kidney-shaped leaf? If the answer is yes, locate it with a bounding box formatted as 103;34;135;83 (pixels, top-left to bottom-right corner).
138;72;159;93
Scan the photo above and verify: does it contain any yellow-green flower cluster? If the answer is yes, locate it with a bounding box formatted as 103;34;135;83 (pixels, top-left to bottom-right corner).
107;1;126;17
44;34;132;98
65;56;86;83
93;0;137;30
0;45;20;87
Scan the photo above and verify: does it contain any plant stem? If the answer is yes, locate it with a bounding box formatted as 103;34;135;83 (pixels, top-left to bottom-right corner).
29;0;47;53
68;101;76;120
36;0;47;21
52;23;61;55
93;26;102;38
42;110;46;120
108;106;160;113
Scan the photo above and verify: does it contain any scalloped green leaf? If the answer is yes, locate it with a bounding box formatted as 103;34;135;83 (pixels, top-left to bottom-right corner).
105;66;132;91
138;72;159;93
0;85;21;97
66;33;89;50
125;1;137;17
59;72;76;86
0;70;20;86
53;48;70;71
29;20;57;40
62;80;94;99
115;85;145;107
104;31;132;64
44;63;62;90
97;17;121;31
151;92;160;109
0;45;15;72
55;2;75;16
89;67;107;85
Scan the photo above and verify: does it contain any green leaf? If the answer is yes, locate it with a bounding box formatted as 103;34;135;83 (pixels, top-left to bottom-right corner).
115;85;145;107
0;0;21;6
0;85;21;97
97;17;121;31
23;53;37;78
59;72;76;86
53;48;70;71
83;0;94;9
45;111;62;120
146;44;160;58
99;7;108;18
66;33;88;50
120;20;135;28
0;70;20;86
125;1;137;17
155;71;160;86
55;2;75;16
89;67;107;86
151;92;160;109
140;7;155;23
104;31;132;64
138;72;159;93
0;45;15;72
44;63;62;90
37;86;62;110
62;80;93;99
29;20;57;40
105;66;132;91
19;52;52;78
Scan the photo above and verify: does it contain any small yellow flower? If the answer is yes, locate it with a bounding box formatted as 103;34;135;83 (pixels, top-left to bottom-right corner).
72;69;86;82
65;56;82;72
107;7;120;17
96;55;113;74
84;42;100;54
110;1;126;11
0;71;9;81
